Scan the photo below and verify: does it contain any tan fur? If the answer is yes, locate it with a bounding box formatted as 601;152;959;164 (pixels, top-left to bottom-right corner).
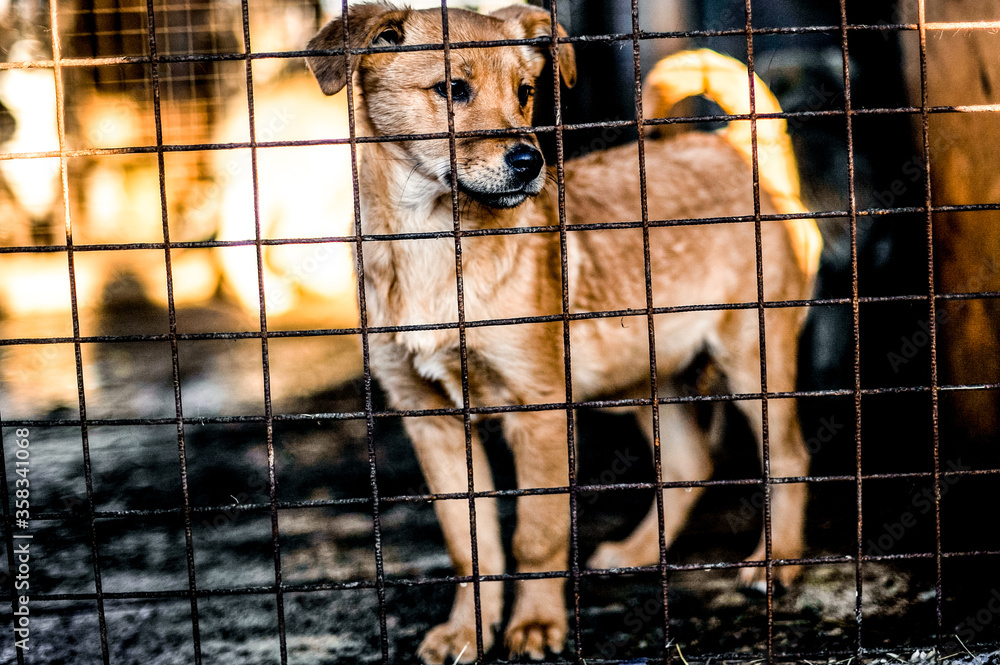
308;5;813;662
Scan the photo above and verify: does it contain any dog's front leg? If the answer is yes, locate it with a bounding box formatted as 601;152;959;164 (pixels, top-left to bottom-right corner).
501;410;570;659
407;414;504;664
371;345;503;664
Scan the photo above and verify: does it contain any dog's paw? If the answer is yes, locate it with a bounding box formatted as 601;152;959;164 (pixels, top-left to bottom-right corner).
505;608;567;660
588;539;658;571
737;552;801;591
417;620;486;665
587;541;633;571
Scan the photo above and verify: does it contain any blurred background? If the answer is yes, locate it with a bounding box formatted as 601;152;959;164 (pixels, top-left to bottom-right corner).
1;0;999;662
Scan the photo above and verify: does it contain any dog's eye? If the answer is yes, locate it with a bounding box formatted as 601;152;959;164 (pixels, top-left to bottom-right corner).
373;27;402;46
518;83;534;107
432;80;471;103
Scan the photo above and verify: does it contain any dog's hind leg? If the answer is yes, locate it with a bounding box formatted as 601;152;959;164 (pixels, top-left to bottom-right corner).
714;308;810;588
370;344;504;665
587;401;713;571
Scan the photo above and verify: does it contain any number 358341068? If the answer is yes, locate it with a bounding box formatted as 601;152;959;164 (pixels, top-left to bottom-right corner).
13;428;30;524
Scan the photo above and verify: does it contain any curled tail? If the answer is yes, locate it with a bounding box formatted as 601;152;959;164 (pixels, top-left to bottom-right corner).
643;48;822;278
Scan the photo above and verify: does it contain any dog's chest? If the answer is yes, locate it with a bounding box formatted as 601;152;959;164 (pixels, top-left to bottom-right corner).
362;203;459;348
390;236;461;342
365;239;520;409
365;204;520;347
364;229;501;366
383;259;516;410
408;343;516;413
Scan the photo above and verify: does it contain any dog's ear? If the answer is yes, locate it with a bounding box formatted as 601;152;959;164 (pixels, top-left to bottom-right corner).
491;5;577;88
306;3;408;96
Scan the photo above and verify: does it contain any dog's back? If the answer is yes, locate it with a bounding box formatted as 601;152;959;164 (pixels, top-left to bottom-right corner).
563;131;808;398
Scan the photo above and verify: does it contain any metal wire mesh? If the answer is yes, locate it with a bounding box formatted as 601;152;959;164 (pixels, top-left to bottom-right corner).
1;0;999;663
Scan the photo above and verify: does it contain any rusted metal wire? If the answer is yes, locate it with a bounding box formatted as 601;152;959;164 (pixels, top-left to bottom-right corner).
45;1;113;663
543;0;585;659
5;103;1000;164
16;463;1000;525
338;1;391;662
11;546;1000;601
741;0;778;656
142;0;204;659
1;288;999;349
235;0;294;659
4;17;1000;73
915;0;946;655
438;3;488;658
3;380;1000;432
2;1;999;663
623;0;676;655
834;0;865;657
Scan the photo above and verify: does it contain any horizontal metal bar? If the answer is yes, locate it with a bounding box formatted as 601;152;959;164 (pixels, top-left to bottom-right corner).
2;288;998;350
18;465;1000;525
5;200;1000;258
4;380;999;431
3;103;999;163
3;19;999;72
8;548;998;605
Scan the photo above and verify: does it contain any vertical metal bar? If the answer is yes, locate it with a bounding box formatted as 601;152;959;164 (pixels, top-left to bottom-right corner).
47;0;111;662
741;0;775;658
438;2;486;658
545;1;580;659
141;0;202;659
915;0;945;652
237;2;288;661
337;3;390;661
834;0;863;659
628;0;671;654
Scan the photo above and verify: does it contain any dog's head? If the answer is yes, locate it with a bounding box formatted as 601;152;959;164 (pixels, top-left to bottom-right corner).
306;2;575;209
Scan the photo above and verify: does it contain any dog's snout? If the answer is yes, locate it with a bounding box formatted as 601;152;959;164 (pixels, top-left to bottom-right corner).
505;145;543;183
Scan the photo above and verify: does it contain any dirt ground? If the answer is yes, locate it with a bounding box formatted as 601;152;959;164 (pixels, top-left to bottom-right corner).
1;320;998;664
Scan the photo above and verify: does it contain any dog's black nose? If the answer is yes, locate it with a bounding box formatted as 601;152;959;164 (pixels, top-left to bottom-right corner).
505;145;543;183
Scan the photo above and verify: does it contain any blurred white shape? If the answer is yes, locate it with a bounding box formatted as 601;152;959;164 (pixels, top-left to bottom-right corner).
214;72;358;324
245;0;324;85
0;39;61;223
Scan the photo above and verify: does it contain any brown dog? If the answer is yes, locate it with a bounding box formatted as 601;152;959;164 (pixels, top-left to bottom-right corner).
307;4;817;662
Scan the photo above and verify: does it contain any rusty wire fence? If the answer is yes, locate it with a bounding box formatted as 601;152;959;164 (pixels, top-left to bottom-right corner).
1;0;1000;663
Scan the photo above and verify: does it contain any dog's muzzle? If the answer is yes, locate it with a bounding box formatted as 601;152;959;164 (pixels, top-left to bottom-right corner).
454;143;545;209
505;144;543;185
